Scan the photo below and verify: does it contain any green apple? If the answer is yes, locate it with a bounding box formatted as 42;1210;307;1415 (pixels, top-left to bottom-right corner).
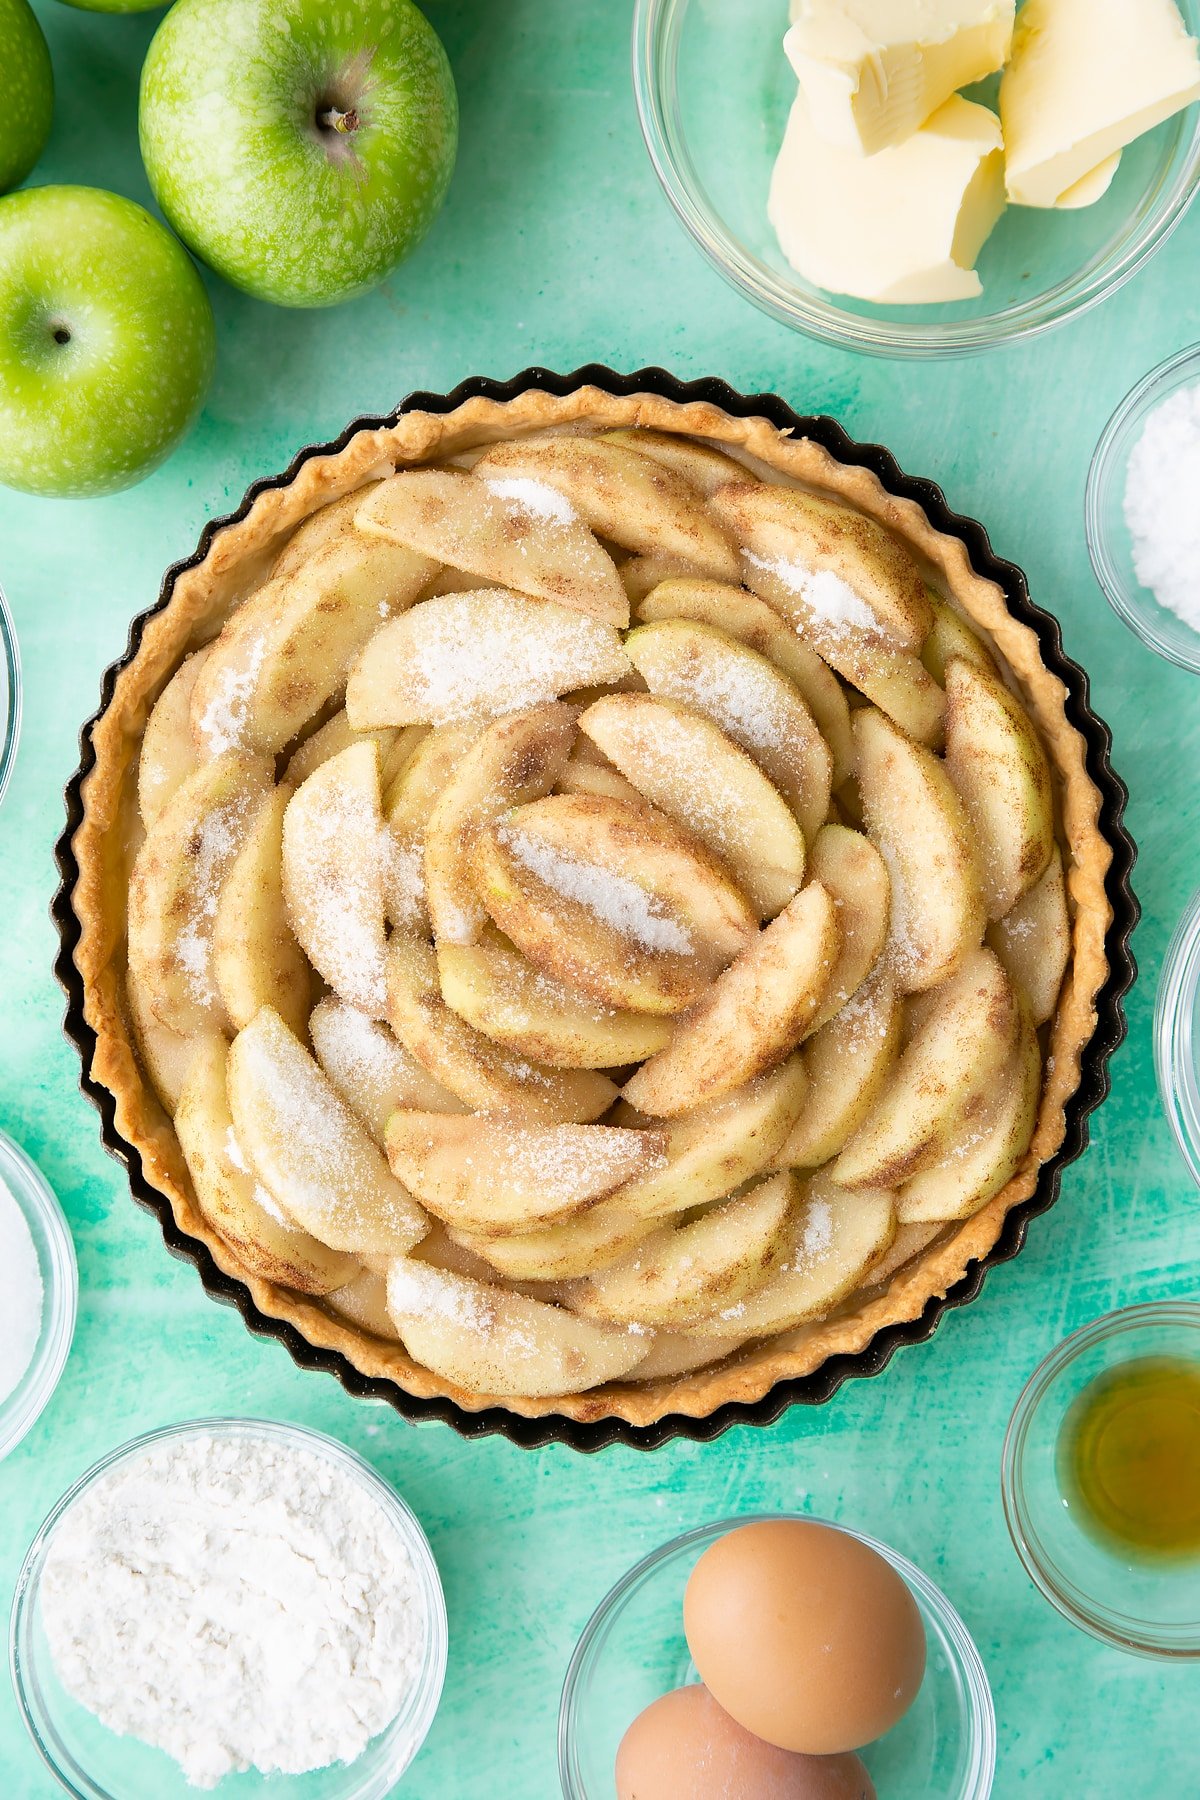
139;0;458;308
0;187;216;497
0;0;53;194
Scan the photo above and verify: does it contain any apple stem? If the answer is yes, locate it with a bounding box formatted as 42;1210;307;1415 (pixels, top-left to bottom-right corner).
317;105;359;136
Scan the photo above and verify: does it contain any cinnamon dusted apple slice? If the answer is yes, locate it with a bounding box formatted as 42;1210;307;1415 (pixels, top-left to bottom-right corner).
282;741;388;1017
555;743;646;807
283;709;399;789
574;1172;795;1329
326;1268;400;1341
636;577;854;783
450;1204;654;1283
346;589;631;729
176;1038;355;1293
138;646;210;827
473;793;756;1015
921;594;996;684
624;619;833;841
944;655;1055;920
309;997;468;1147
356;468;629;625
127;965;219;1115
806;824;890;1030
897;1012;1041;1223
688;1177;896;1341
833;948;1019;1189
381;720;483;929
385;1259;645;1396
619;554;698;606
385;1113;667;1236
191;485;436;756
854;706;984;993
863;1221;942;1289
475;435;741;583
612;1055;808;1220
213;784;310;1038
579;695;807;919
437;933;673;1068
988;846;1070;1026
602;427;746;497
227;1006;428;1256
622;884;839;1117
424;703;576;945
772;973;902;1171
629;1329;750;1381
386;931;617;1123
128;750;274;1039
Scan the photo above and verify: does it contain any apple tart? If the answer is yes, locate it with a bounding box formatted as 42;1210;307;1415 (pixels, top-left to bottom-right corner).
67;383;1116;1429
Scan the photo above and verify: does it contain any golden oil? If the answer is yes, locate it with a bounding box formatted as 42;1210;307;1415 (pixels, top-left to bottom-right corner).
1058;1357;1200;1560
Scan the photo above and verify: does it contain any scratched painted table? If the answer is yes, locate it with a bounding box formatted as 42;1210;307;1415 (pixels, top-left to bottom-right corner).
2;4;1198;1795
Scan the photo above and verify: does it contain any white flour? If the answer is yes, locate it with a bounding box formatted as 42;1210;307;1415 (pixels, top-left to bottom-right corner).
1124;381;1200;631
0;1175;43;1403
41;1431;426;1788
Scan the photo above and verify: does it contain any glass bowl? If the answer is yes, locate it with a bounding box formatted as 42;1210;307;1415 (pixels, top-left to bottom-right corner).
0;1130;77;1462
632;0;1200;358
1155;884;1200;1189
559;1513;996;1799
1002;1303;1200;1658
0;579;21;807
10;1418;448;1800
1086;342;1200;673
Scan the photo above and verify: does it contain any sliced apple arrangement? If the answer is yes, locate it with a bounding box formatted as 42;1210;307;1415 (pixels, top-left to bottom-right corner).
125;427;1071;1404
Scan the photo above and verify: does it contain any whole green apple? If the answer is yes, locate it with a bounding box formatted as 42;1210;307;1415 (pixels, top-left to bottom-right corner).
139;0;458;308
0;0;53;194
0;187;216;497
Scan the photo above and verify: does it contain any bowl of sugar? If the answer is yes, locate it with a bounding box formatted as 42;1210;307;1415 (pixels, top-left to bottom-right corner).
0;1129;77;1461
1087;342;1200;673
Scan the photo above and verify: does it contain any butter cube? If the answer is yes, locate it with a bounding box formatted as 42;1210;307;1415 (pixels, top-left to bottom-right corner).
1001;0;1200;208
769;92;1005;303
784;1;1015;156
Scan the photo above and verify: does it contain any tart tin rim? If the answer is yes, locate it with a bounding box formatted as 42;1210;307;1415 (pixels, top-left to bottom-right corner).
51;364;1139;1453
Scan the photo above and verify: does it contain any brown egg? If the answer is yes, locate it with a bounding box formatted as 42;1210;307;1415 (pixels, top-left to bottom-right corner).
683;1520;926;1755
615;1684;876;1800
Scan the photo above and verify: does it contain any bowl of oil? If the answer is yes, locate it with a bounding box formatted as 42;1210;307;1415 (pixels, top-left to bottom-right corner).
1001;1303;1200;1658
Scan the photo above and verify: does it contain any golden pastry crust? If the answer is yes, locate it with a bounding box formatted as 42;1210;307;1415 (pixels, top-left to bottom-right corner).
69;385;1113;1428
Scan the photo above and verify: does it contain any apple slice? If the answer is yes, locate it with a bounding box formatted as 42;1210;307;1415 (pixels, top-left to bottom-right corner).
346;588;631;729
227;1006;428;1256
473;793;756;1015
138;646;210;827
574;1172;796;1329
424;703;576;945
613;1055;809;1220
863;1221;942;1289
921;594;996;683
475;435;741;583
806;823;890;1030
385;1112;666;1236
437;934;673;1068
309;996;469;1146
386;931;617;1122
382;719;483;928
356;468;629;625
624;618;833;841
176;1038;354;1293
987;846;1070;1026
191;485;436;756
579;694;807;919
897;1012;1041;1223
628;1330;747;1381
282;741;388;1017
212;784;310;1038
326;1269;401;1341
636;577;855;785
385;1258;645;1396
688;1177;896;1340
622;884;840;1117
619;554;698;606
602;427;746;497
283;708;398;789
128;750;274;1038
449;1204;655;1283
854;706;984;993
772;973;902;1170
126;966;217;1116
555;745;646;807
944;654;1055;920
412;1222;527;1287
833;947;1019;1188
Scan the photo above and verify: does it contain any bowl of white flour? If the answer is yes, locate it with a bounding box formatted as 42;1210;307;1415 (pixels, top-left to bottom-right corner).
10;1418;447;1798
0;1128;77;1463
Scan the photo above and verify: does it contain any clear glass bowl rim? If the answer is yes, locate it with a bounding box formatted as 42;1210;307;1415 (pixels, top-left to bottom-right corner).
557;1510;997;1799
1001;1300;1200;1658
9;1415;449;1800
0;1129;78;1463
1154;884;1200;1189
0;579;21;808
631;0;1200;359
1085;341;1200;674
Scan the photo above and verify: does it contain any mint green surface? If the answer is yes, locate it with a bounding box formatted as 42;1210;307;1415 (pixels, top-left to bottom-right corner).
1;5;1197;1795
